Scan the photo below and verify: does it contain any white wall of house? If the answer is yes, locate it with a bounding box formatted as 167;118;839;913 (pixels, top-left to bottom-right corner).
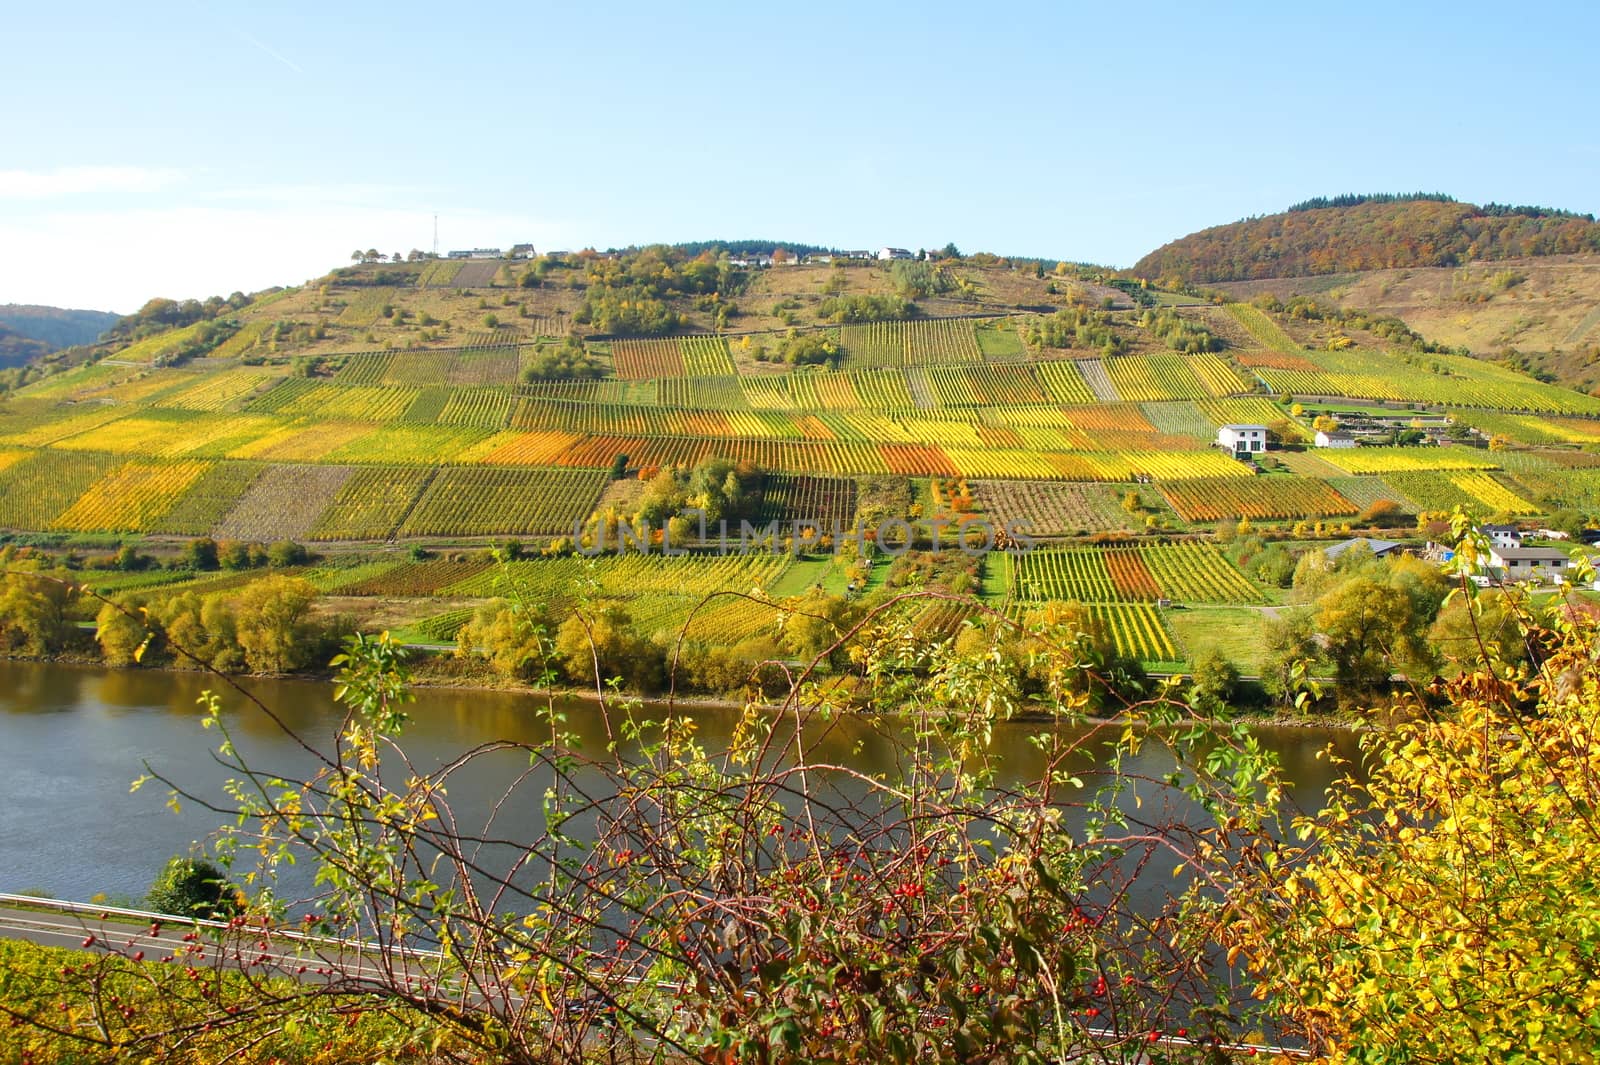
1217;425;1267;455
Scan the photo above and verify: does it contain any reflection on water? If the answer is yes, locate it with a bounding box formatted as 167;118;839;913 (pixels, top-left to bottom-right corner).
0;659;1361;903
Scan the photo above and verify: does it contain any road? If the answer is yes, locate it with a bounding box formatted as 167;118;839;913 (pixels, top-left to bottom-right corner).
0;897;451;992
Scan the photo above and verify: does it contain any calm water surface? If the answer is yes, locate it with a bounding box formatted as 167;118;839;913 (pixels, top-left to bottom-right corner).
0;660;1360;903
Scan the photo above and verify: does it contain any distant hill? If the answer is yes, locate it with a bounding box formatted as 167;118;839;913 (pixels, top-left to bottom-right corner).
1133;196;1600;284
0;322;53;368
0;304;121;353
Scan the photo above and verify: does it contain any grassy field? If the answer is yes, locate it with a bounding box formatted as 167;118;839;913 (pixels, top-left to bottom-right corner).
1167;606;1271;673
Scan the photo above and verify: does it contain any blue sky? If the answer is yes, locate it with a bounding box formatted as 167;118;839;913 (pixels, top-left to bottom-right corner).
3;0;1597;311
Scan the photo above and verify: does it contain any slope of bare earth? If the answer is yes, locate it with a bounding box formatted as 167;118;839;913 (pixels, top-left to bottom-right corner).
1214;255;1600;389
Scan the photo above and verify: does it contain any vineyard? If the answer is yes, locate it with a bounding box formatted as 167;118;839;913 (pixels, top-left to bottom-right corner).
611;339;686;379
396;467;607;537
1158;476;1357;522
52;459;211;533
1252;348;1600;414
1224;303;1299;352
212;464;355;541
310;467;435;540
0;450;120;530
840;319;984;367
1380;470;1538;516
1315;447;1502;475
758;475;860;528
1011;542;1261;605
968;480;1144;535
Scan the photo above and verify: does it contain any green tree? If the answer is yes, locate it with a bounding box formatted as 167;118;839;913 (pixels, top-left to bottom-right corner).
456;599;555;681
1226;609;1600;1063
96;597;156;666
181;537;219;571
1259;607;1318;708
0;573;75;655
231;576;324;673
1188;649;1241;715
146;856;241;919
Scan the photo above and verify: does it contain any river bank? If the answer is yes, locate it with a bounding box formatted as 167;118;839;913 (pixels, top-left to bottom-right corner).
0;646;1370;733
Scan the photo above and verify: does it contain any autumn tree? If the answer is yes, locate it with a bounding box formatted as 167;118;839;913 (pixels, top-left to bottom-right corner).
1224;598;1600;1063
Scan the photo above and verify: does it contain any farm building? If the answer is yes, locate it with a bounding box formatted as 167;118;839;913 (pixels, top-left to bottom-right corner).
1482;524;1523;549
878;247;914;261
1324;537;1407;563
448;248;503;260
1314;430;1357;448
1216;424;1267;457
1486;545;1572;583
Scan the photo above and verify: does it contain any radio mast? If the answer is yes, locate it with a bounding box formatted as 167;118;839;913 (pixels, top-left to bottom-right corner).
432;214;439;258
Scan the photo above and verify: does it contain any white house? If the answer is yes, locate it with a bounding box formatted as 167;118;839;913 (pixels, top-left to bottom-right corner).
508;243;537;259
1216;424;1268;457
1314;430;1357;449
448;248;502;260
877;247;914;261
1481;524;1523;550
1486;545;1571;583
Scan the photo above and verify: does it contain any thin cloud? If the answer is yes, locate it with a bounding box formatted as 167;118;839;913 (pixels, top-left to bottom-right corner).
232;27;303;74
0;166;185;200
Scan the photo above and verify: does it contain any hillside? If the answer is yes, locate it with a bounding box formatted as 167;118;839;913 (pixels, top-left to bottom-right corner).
0;304;120;352
0;323;52;368
1213;255;1600;392
4;246;1600;676
1133;196;1600;285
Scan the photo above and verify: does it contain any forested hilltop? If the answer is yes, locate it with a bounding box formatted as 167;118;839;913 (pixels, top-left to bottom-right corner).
1133;195;1600;284
0;304;120;354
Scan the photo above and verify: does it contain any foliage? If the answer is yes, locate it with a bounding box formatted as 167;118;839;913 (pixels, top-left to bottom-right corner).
1136;197;1600;283
146;856;242;919
1025;307;1125;355
0;571;77;654
520;336;604;382
819;294;916;323
889;260;951;299
27;598;1302;1064
1138;308;1221;354
1223;601;1600;1063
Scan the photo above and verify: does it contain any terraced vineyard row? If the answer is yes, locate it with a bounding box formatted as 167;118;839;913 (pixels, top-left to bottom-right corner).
444;552;793;602
758;474;859;528
840;319;984;367
969;480;1148;535
1316;447;1501;475
310;467;435;540
395;467;607;537
1011;543;1261;604
611;339;686;379
52;459;212;533
1253;348;1600;414
1380;470;1537;516
1158;476;1357;522
1224;303;1300;352
1089;603;1179;662
1104;354;1246;402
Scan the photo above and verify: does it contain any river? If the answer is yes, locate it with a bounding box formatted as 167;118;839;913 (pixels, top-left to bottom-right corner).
0;660;1360;904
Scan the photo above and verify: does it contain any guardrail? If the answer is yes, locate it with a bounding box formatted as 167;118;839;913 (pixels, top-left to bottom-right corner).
0;893;1308;1058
